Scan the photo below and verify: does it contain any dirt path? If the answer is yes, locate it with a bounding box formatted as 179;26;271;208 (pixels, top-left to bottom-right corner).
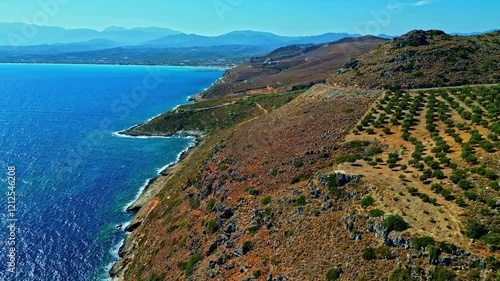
176;102;233;112
255;102;268;114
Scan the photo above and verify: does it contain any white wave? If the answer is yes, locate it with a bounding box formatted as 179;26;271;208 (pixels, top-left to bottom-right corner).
101;236;129;281
122;137;197;212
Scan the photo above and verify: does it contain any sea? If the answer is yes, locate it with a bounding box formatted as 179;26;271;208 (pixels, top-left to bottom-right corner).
0;63;223;280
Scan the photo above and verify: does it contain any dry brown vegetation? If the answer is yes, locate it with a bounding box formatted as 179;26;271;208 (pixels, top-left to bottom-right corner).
196;36;387;100
111;30;500;281
328;30;500;89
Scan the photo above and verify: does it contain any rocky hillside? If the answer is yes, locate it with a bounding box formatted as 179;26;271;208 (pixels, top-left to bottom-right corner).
195;36;387;100
328;30;500;89
110;30;500;281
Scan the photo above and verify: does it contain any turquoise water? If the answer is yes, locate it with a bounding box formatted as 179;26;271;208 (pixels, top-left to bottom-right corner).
0;64;223;280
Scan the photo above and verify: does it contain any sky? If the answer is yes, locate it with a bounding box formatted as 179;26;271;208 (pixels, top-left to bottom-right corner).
0;0;498;36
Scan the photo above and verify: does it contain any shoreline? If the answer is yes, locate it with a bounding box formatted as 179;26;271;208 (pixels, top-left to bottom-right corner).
0;62;233;70
109;86;209;279
109;129;204;279
121;131;201;213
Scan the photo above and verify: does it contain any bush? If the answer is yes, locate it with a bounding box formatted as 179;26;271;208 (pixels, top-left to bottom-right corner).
369;209;385;217
438;241;457;254
485;169;498;180
375;246;392;259
383;215;409;232
293;159;304;168
455;197;466;207
431;183;443;194
408;187;419;195
247;225;261;235
464;190;478;201
206;198;216;211
412;236;435;249
389;268;412;281
335;154;358;164
450;169;467;183
207;220;218;233
428;245;440;260
261;196;272;205
185;254;203;276
481;233;500;250
360;196;375;208
430;266;456;280
296;195;307;206
440;189;454;201
433;170;445;179
466;221;488;239
362;247;376;260
189;198;200;210
326;268;341;281
480;140;495;152
458;179;472;190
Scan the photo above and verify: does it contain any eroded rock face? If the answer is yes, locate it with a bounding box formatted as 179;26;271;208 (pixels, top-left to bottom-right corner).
317;172;360;188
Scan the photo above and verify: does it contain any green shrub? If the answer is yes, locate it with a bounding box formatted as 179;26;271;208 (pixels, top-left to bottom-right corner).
296;195;307;206
335;154;358;164
261;196;272;205
464;190;478;201
408;187;419;195
412;236;435;249
293;159;304;168
484;169;498;180
189;198;200;210
438;241;458;253
481;233;500;250
440;189;454;201
389;268;412;281
247;225;261;235
455;198;466;207
360;196;375;208
480;140;495;152
375;246;392;259
458;179;472;190
369;209;385;217
362;247;376;260
326;268;341;281
466;221;488;239
184;254;203;276
431;183;443;193
206;198;216;211
207;220;218;233
430;266;456;280
419;193;431;203
428;245;440;260
148;273;167;281
290;177;300;184
383;215;409;232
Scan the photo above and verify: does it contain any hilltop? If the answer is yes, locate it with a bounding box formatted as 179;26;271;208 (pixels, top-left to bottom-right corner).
328;30;500;89
111;31;500;281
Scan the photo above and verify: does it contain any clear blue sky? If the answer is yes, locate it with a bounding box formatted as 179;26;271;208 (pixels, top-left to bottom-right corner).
0;0;498;36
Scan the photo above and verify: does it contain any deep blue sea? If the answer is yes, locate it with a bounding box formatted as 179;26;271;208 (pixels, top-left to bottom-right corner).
0;64;223;280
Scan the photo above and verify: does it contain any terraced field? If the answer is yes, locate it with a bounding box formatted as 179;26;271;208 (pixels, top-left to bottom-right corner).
339;85;499;254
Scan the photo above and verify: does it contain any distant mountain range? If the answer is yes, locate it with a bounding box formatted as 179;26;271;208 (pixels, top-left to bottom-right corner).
0;23;495;67
0;23;180;46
